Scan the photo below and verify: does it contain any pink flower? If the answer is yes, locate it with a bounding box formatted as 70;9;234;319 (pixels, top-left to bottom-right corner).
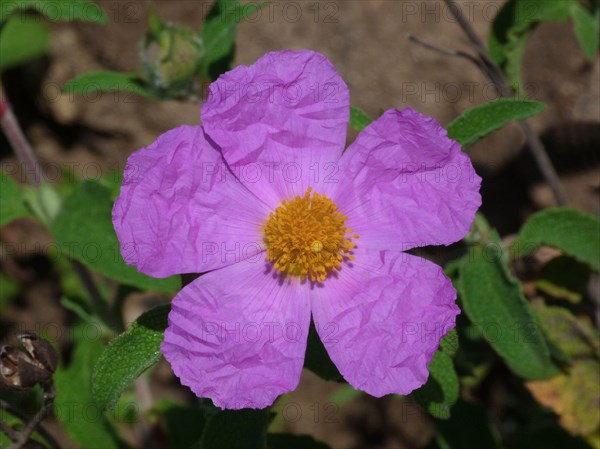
113;50;481;409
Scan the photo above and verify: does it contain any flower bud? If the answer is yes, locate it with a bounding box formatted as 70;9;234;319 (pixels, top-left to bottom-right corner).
140;7;204;97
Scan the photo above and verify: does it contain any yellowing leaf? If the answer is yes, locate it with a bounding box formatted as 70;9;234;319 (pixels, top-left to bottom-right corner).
527;360;600;437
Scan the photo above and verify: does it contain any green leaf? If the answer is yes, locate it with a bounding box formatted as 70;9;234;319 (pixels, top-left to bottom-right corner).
411;350;459;419
267;434;332;449
200;0;266;79
92;305;169;411
200;409;270;449
63;71;159;99
50;181;179;291
0;0;107;24
446;99;546;147
488;0;574;89
303;321;343;381
0;14;49;70
570;2;600;62
0;172;28;225
512;208;600;271
458;244;558;379
54;337;121;449
349;106;373;132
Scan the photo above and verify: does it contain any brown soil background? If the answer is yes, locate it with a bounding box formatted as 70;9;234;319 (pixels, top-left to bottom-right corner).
1;1;599;448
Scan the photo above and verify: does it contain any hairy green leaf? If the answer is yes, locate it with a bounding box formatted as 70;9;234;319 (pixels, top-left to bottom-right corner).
440;329;459;357
412;350;459;419
63;71;159;99
458;245;558;379
0;172;28;225
0;0;107;24
51;181;179;291
349;106;374;132
447;99;545;147
513;208;600;271
92;305;169;411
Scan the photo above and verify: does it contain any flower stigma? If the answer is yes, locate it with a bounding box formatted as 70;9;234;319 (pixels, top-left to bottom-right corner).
264;187;359;282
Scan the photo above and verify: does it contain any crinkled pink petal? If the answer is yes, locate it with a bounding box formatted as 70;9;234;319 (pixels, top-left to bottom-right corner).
311;248;459;396
162;258;311;409
332;108;481;251
112;125;271;278
201;50;350;208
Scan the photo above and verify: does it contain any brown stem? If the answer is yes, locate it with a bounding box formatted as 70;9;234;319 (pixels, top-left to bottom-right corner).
439;0;568;205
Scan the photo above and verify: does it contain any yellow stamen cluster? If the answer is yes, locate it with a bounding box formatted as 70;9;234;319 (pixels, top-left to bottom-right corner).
264;188;358;282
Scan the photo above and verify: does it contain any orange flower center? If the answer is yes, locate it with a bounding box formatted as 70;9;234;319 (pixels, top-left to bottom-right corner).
264;188;358;282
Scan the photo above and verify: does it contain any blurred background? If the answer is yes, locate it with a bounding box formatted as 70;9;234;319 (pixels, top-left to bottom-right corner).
1;1;599;448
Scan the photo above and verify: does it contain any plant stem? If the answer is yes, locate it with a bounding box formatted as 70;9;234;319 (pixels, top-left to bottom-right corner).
408;1;568;205
0;85;42;186
0;393;60;449
443;0;568;205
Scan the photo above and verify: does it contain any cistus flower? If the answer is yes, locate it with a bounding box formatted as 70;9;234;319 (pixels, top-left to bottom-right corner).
113;50;481;409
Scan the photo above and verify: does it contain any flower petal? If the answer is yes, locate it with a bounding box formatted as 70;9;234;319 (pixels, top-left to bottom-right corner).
162;257;311;409
113;125;271;278
311;248;459;396
333;108;481;251
201;50;350;207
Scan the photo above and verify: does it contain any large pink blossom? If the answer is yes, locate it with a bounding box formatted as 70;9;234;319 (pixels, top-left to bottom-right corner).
113;50;481;409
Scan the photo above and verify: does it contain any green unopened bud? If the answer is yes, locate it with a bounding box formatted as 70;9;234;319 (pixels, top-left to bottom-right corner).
140;6;204;96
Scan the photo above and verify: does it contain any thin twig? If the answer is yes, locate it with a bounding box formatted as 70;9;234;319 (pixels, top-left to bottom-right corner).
8;401;54;449
440;0;568;205
0;416;19;440
0;396;60;449
405;33;485;69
